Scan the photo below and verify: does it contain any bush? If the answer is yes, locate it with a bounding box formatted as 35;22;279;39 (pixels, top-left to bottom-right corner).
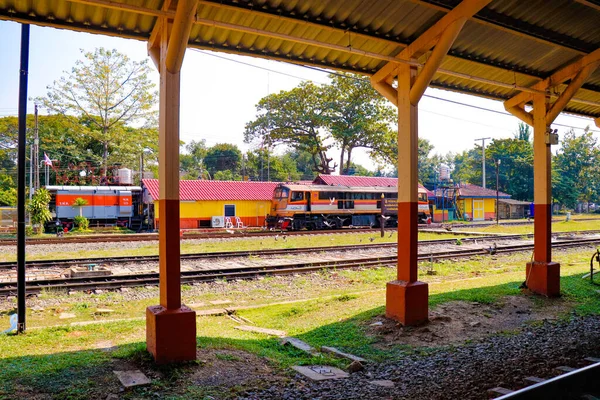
74;216;89;231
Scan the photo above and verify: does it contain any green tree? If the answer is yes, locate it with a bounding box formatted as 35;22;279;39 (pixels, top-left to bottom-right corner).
244;82;335;174
323;73;395;174
36;48;157;177
72;197;88;217
487;138;533;200
514;122;532;142
180;140;209;179
27;188;52;234
204;143;242;180
553;128;600;208
244;148;301;182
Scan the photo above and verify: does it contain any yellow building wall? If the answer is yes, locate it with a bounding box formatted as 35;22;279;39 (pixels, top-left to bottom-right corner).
459;198;497;220
154;200;272;228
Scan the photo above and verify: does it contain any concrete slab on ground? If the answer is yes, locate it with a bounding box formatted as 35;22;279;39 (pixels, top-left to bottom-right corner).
113;370;151;388
281;337;317;354
291;366;349;381
234;325;287;337
321;346;367;363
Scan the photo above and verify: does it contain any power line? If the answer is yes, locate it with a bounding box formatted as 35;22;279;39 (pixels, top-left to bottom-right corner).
193;49;599;134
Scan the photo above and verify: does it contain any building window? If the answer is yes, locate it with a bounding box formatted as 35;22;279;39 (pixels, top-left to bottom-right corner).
224;205;235;216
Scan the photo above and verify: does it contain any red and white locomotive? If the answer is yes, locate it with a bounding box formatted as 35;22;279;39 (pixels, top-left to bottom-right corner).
266;183;431;230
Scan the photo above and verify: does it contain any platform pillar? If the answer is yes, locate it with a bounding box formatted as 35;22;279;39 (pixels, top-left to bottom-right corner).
386;64;429;325
146;0;197;364
370;3;492;324
528;94;560;296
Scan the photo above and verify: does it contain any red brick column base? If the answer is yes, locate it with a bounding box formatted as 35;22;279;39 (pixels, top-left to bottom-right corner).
146;305;197;364
386;280;428;326
525;261;560;297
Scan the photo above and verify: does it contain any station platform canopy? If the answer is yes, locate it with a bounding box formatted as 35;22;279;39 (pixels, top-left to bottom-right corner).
1;0;599;119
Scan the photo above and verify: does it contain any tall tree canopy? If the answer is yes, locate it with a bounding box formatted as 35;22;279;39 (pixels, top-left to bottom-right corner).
244;82;334;174
36;48;157;176
322;73;395;174
553;128;600;207
0;114;157;186
204;143;242;179
245;74;396;175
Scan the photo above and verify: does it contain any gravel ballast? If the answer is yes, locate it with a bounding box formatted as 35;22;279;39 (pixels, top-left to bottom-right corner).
240;316;600;400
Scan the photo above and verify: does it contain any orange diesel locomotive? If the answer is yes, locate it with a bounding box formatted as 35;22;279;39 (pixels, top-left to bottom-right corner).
267;183;430;230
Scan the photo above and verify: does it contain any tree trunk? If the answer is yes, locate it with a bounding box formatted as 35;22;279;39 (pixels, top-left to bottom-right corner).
346;147;353;174
102;126;108;178
339;147;345;175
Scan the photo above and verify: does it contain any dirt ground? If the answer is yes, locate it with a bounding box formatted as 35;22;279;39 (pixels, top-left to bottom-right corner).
366;295;572;347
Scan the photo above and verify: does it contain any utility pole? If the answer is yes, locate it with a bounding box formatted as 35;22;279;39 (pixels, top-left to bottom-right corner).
474;137;491;188
34;104;39;190
140;152;144;184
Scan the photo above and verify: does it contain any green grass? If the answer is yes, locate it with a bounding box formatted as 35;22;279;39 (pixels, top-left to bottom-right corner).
465;219;600;235
0;231;460;262
1;245;600;398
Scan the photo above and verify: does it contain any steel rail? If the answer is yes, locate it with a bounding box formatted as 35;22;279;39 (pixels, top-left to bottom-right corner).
1;232;597;270
495;361;600;400
0;220;598;246
0;233;542;270
1;237;599;295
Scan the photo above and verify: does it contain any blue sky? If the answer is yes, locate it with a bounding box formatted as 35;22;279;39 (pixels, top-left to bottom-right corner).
0;20;597;171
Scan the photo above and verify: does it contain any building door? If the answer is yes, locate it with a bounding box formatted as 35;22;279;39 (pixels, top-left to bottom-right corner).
473;200;484;221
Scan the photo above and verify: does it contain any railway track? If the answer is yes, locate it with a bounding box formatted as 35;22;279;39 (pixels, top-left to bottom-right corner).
0;232;588;270
490;358;600;399
0;228;402;246
1;236;599;295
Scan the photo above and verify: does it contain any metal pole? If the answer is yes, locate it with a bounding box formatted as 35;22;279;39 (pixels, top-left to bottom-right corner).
34;104;39;190
496;159;501;225
29;142;33;201
17;23;30;334
474;137;491;189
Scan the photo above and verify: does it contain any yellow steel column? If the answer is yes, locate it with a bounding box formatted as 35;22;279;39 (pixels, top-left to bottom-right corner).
385;64;428;325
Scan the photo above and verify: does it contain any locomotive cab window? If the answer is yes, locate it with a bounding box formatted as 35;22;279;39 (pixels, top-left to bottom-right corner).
418;193;428;202
290;191;304;202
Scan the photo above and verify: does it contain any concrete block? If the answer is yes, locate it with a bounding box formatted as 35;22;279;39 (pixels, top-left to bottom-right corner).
291;365;349;381
235;325;286;337
280;337;317;354
59;313;76;319
196;308;227;316
524;376;545;384
113;370;151;388
321;346;367;363
69;266;111;278
555;366;576;373
487;387;514;396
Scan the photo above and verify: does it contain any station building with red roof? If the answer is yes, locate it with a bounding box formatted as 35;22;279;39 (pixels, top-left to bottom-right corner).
142;179;278;229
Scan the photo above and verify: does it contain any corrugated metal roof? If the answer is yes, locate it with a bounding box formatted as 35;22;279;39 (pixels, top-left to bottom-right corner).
1;0;599;118
142;179;277;201
313;175;434;196
457;183;511;198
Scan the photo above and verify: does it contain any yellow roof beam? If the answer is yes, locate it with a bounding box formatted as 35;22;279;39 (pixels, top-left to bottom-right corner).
166;0;197;73
506;57;599;126
371;0;492;85
504;48;600;110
